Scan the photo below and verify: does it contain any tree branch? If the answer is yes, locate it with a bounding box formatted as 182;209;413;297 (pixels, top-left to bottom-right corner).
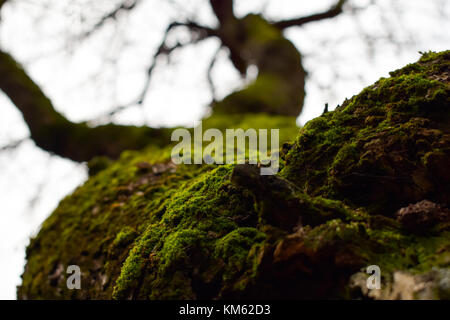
0;0;7;10
102;21;216;118
272;0;347;30
79;0;141;39
0;49;172;162
209;0;235;25
0;138;27;152
207;45;223;103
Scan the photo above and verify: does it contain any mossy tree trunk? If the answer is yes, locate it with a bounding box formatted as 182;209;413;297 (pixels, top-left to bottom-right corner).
17;51;450;300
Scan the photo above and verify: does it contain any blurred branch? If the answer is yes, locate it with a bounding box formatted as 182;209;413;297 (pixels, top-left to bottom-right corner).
209;0;235;25
24;155;50;216
0;0;7;10
79;0;141;39
207;45;223;103
272;0;347;29
0;138;27;152
0;49;173;162
102;20;217;118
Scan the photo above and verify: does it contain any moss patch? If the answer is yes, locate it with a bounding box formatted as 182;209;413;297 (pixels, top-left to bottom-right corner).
281;50;450;214
18;51;450;300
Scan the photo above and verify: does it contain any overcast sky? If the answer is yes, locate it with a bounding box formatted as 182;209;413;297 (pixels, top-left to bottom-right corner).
0;0;449;299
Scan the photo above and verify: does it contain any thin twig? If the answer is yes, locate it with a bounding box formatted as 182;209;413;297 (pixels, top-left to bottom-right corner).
99;20;216;119
78;0;141;40
0;138;27;152
207;44;223;103
272;0;347;29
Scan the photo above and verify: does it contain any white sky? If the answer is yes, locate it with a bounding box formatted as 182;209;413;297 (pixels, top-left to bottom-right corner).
0;0;449;299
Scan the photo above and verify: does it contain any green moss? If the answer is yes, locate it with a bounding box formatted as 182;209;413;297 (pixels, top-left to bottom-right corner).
214;228;266;282
18;110;300;299
111;165;266;299
213;13;306;117
243;14;282;44
112;227;137;248
213;75;291;115
19;51;450;300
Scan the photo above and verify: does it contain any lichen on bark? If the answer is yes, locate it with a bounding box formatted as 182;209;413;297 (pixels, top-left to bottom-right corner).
18;51;450;300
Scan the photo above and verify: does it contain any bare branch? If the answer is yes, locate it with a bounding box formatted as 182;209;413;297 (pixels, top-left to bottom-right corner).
0;0;8;11
272;0;347;30
209;0;235;25
0;49;173;162
207;45;223;103
79;0;141;40
0;138;27;152
102;21;217;118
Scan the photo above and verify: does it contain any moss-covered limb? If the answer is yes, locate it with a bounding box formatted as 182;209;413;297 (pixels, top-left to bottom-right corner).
0;49;174;162
19;51;450;300
213;14;306;116
201;112;299;147
18;114;300;299
19;155;448;299
112;165;262;299
211;2;355;116
18;145;208;299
